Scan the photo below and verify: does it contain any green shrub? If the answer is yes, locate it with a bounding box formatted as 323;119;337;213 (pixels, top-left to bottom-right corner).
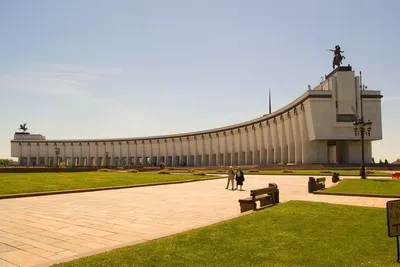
248;169;259;173
158;170;171;174
99;169;109;172
128;169;139;173
282;169;293;173
192;171;207;176
216;169;226;173
187;169;197;173
320;170;332;174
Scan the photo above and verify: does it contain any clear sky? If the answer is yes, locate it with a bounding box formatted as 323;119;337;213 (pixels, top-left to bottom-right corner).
0;0;399;162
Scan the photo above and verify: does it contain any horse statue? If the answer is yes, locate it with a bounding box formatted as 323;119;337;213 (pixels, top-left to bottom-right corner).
18;123;28;133
327;45;346;69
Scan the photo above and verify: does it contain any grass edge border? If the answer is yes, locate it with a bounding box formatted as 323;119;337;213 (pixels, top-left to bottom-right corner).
313;190;400;199
0;175;225;200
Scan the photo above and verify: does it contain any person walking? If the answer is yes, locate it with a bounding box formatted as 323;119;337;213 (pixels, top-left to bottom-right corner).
235;166;245;191
226;166;235;190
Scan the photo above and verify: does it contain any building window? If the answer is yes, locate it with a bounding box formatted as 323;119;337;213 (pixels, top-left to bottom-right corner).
336;114;356;122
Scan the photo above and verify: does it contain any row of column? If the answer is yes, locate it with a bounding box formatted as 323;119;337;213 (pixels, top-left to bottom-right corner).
18;107;313;166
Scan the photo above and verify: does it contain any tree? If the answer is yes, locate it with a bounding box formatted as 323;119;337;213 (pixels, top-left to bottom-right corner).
0;159;13;166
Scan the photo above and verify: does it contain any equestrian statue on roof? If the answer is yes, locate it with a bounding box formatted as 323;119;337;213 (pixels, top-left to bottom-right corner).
327;45;346;69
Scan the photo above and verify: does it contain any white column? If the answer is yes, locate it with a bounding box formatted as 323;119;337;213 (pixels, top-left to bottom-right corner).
258;123;266;164
290;111;300;164
269;121;276;164
278;117;288;164
202;135;206;166
277;118;284;164
45;144;49;166
70;143;74;166
171;139;176;166
238;129;243;165
264;122;272;164
285;113;294;163
252;125;257;164
134;141;138;166
224;132;228;165
26;143;31;166
216;133;221;165
187;136;191;166
193;136;198;166
245;127;251;165
157;140;161;165
208;134;212;166
95;143;99;167
126;141;130;167
141;140;145;166
36;143;40;166
230;130;235;165
180;138;183;166
62;143;66;165
118;141;122;166
149;139;153;164
79;143;83;166
87;143;91;166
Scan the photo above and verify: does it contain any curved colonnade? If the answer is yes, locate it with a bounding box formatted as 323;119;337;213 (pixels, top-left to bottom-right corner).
12;91;317;167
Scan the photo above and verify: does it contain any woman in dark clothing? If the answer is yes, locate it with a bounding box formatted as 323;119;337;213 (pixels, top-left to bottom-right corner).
235;167;245;191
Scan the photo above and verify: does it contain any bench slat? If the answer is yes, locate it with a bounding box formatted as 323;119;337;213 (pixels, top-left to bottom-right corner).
251;187;276;196
239;194;271;203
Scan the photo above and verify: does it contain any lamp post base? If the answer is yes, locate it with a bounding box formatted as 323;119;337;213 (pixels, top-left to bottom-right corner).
360;167;367;179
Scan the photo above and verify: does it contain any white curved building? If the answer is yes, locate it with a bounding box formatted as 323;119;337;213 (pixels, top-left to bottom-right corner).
11;66;383;167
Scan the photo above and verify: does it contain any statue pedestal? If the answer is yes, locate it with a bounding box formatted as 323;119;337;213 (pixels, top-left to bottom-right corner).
13;133;46;141
326;65;352;79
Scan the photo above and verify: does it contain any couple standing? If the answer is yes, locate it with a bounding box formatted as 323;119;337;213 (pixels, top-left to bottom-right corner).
226;166;245;191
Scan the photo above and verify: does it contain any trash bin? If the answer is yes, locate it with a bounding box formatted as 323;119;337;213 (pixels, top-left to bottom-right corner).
308;177;316;193
268;183;279;203
332;172;340;183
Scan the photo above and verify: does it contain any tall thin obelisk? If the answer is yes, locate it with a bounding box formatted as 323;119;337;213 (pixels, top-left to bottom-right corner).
268;89;272;114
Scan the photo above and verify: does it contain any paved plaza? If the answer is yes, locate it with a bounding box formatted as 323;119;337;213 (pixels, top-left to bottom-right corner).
0;175;395;267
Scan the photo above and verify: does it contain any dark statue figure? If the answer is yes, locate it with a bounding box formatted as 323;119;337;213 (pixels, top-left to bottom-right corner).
18;123;28;133
328;45;345;69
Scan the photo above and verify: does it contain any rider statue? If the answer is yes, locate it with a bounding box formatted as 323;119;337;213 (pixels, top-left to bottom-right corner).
328;45;345;69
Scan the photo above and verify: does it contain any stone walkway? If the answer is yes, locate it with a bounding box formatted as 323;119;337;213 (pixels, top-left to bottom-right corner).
0;175;396;267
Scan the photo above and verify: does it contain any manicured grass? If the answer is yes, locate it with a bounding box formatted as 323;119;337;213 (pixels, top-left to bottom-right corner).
0;172;219;196
53;201;397;267
324;179;400;196
206;169;390;176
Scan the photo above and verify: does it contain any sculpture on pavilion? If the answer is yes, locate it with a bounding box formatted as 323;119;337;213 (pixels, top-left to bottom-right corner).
18;123;28;133
327;45;346;69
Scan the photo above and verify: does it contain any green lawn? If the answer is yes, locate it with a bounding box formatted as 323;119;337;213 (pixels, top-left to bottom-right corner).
53;201;397;267
324;179;400;196
206;169;390;176
0;172;219;196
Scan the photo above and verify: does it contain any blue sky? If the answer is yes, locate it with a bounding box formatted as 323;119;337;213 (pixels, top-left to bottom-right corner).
0;0;399;162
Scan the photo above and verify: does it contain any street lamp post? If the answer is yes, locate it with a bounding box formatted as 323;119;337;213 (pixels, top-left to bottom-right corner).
353;72;372;179
105;152;109;168
353;119;372;179
55;147;60;167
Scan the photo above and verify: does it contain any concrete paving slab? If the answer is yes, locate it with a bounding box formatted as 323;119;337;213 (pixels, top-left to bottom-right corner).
0;175;396;267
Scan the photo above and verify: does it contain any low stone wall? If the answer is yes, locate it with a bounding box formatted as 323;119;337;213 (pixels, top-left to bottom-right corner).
0;167;98;173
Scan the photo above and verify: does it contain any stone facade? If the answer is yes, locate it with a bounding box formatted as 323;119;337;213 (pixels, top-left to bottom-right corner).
10;67;383;167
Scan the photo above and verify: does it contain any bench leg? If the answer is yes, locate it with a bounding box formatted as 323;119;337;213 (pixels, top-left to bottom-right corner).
240;202;254;213
259;198;273;208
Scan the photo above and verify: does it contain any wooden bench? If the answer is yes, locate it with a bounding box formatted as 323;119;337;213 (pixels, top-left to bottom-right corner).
316;177;326;190
308;177;326;193
238;187;277;213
